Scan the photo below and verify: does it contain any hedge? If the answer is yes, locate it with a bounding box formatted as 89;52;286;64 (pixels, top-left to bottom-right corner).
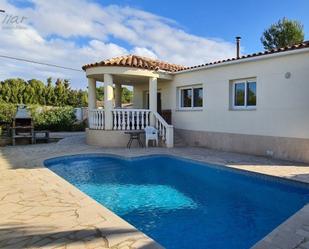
0;103;85;132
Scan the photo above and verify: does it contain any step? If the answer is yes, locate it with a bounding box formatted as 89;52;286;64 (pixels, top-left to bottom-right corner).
173;132;188;147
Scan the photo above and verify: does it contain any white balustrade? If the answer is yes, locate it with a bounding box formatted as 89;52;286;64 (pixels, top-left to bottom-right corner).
152;111;174;148
89;108;174;148
88;109;105;129
112;109;151;131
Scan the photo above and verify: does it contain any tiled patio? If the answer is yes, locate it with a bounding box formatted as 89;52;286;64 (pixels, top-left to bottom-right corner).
1;133;309;249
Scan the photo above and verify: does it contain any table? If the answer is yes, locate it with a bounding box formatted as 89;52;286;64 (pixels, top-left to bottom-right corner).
124;130;144;148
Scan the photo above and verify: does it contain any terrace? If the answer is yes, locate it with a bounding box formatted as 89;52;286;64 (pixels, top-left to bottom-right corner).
1;135;309;248
82;55;184;148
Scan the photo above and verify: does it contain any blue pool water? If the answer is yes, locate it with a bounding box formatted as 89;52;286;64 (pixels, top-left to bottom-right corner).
45;154;309;249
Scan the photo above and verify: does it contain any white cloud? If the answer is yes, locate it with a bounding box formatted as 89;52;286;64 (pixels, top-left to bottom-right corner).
0;0;236;88
131;47;157;59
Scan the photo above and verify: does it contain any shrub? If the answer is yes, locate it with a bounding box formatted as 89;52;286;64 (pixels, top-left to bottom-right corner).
31;106;77;131
0;102;16;123
0;104;83;132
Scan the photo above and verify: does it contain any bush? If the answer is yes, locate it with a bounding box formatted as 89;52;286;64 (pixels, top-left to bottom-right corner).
31;106;77;131
0;104;84;132
0;102;16;123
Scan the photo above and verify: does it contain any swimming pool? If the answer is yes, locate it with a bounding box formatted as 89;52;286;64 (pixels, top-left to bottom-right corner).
45;154;309;249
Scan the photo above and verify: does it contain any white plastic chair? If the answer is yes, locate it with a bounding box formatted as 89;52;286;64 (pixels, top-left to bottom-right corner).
144;126;158;147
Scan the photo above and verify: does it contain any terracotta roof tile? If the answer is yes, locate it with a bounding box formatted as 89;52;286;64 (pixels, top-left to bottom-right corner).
82;55;187;72
82;41;309;73
175;40;309;72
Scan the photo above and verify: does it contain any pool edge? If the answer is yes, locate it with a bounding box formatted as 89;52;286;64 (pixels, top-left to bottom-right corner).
43;152;309;249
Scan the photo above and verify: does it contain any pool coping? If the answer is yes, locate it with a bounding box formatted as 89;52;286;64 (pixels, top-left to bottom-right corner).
1;143;309;249
43;152;309;249
45;152;309;189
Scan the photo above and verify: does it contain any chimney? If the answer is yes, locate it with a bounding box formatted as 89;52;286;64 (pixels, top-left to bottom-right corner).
236;36;241;59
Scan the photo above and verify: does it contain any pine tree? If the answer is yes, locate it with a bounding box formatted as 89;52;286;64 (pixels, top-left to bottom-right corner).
261;18;304;50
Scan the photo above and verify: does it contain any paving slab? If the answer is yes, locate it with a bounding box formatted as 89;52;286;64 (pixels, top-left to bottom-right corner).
1;136;309;248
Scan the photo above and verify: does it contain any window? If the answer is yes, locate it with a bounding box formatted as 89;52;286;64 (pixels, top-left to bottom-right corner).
181;88;192;107
193;88;203;107
179;86;203;109
233;80;256;109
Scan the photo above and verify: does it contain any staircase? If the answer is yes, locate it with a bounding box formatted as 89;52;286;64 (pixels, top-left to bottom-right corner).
174;130;187;147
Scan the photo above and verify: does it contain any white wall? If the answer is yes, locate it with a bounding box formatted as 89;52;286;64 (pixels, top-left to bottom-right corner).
171;51;309;139
132;80;173;110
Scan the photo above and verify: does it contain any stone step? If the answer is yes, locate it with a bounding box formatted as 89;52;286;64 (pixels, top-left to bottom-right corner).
174;131;187;147
146;131;187;148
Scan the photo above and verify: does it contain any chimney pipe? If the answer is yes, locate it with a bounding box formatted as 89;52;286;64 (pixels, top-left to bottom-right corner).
236;36;241;59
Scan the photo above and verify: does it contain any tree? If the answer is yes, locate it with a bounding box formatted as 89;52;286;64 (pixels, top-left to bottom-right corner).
23;84;36;104
0;81;12;102
261;18;304;50
45;79;55;105
28;79;46;105
96;86;104;101
0;77;132;108
95;86;133;104
122;87;133;103
54;79;66;106
7;78;26;104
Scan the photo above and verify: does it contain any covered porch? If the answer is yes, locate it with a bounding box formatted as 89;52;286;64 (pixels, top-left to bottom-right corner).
82;55;183;148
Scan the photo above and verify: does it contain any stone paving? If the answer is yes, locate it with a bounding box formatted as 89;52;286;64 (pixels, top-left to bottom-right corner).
1;133;309;248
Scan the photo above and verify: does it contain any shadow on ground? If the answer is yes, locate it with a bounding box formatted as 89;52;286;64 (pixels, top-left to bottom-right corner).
0;223;158;249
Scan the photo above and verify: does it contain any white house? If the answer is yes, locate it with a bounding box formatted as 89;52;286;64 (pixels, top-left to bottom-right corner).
83;40;309;163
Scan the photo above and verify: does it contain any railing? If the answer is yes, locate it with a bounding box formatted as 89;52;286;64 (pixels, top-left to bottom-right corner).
88;109;104;129
152;111;174;148
88;108;174;147
112;109;151;130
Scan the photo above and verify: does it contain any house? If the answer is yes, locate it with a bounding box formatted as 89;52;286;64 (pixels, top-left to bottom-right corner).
82;40;309;163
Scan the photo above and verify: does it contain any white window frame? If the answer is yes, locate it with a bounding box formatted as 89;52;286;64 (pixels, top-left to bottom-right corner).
232;79;256;110
178;85;203;110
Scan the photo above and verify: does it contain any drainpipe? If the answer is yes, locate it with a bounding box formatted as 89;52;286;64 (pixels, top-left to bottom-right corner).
236;36;241;59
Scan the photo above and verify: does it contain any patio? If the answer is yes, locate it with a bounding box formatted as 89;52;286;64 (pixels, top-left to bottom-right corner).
84;55;177;148
1;135;309;248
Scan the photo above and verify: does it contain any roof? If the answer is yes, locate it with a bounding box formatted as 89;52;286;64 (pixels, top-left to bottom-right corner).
82;41;309;73
176;40;309;72
82;55;187;72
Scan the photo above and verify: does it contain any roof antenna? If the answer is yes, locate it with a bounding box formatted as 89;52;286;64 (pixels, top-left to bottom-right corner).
236;36;241;59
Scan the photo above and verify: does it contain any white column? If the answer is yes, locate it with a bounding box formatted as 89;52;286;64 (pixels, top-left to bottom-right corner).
149;77;157;126
88;78;96;109
115;83;122;108
104;74;114;130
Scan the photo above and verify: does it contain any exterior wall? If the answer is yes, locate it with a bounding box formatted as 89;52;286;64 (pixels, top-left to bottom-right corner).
86;128;145;147
177;129;309;162
132;81;173;109
171;51;309;162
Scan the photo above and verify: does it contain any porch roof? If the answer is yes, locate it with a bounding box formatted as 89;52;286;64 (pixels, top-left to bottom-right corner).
82;54;186;72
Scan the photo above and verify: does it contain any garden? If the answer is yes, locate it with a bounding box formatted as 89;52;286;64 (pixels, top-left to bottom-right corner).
0;77;132;144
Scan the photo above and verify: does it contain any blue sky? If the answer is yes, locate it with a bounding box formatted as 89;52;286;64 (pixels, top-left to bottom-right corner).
0;0;308;89
98;0;309;53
